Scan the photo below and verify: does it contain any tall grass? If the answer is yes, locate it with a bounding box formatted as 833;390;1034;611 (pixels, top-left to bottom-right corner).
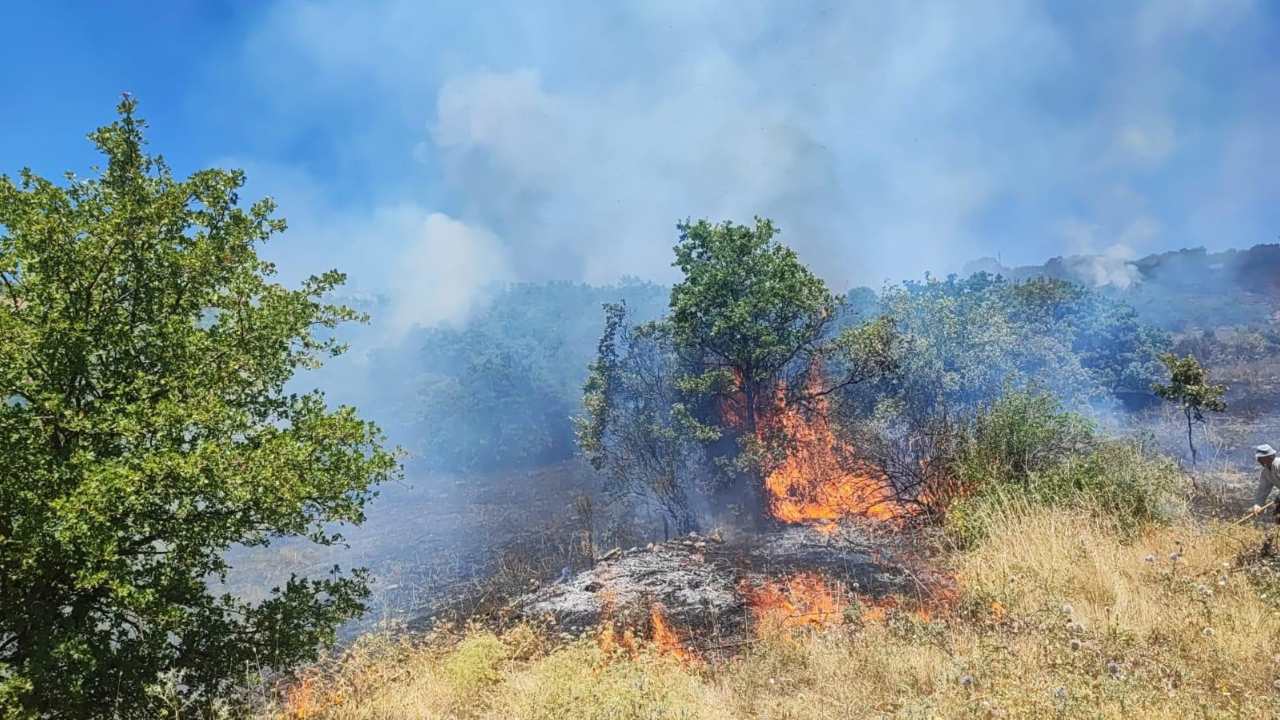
260;505;1280;719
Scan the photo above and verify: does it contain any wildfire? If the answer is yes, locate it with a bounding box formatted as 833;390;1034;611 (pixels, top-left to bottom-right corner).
727;364;910;524
744;572;952;632
743;572;847;629
595;588;697;663
596;623;640;658
856;595;940;624
648;603;698;663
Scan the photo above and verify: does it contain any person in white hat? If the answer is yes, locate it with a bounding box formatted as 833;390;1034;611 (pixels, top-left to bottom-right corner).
1250;444;1280;520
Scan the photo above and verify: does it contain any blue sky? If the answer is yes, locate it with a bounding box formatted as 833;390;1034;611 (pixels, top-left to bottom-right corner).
2;1;1278;332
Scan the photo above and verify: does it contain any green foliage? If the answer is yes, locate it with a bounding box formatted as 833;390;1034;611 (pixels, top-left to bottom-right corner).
865;273;1170;418
582;218;900;523
413;280;668;472
576;303;629;468
670;217;836;412
1151;353;1227;415
953;390;1095;491
1152;353;1227;464
946;392;1181;545
0;99;399;717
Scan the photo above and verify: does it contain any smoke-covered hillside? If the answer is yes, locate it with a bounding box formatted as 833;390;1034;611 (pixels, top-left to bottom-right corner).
966;243;1280;332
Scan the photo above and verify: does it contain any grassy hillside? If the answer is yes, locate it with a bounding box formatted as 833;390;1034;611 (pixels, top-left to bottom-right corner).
260;505;1280;719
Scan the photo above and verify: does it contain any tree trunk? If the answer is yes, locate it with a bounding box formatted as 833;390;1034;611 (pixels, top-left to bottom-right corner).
740;383;768;527
1185;406;1197;465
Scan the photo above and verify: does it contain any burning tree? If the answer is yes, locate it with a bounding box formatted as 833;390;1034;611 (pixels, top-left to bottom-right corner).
578;218;900;529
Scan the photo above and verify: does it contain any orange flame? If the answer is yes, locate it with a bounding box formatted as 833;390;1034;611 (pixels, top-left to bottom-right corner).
596;623;640;658
726;364;910;524
282;670;353;718
594;582;697;662
744;573;951;633
861;603;889;623
595;587;641;658
649;603;698;663
283;676;320;719
743;572;847;629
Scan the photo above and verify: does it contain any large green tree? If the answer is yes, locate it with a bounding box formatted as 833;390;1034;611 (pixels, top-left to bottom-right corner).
582;219;898;525
669;218;838;436
0;99;399;717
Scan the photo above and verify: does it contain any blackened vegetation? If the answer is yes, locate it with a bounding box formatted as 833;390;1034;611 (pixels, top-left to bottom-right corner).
512;521;939;651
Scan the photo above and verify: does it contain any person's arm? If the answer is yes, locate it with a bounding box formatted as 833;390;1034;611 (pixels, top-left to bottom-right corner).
1253;469;1275;510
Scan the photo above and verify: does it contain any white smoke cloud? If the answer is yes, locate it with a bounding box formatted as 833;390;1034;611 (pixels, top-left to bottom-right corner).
432;65;853;283
1056;218;1150;288
222;159;509;336
388;211;510;334
230;0;1272;307
1117;120;1177;166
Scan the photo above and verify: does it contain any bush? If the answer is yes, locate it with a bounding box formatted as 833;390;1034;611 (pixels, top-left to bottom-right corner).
953;390;1095;491
856;274;1170;421
946;391;1184;545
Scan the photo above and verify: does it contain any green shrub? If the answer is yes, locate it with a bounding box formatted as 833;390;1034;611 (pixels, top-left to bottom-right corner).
953;390;1095;491
946;391;1184;545
1030;440;1182;528
441;632;509;698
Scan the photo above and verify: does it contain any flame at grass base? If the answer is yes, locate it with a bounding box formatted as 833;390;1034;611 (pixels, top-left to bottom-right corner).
743;572;848;629
744;572;948;632
648;603;698;663
596;598;698;664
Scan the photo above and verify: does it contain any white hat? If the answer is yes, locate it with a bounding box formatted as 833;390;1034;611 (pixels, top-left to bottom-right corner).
1257;444;1277;458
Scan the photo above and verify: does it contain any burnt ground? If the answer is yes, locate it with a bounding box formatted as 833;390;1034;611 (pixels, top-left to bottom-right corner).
505;519;950;649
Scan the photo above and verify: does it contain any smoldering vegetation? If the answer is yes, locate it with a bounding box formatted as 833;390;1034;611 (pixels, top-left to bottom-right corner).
225;241;1280;634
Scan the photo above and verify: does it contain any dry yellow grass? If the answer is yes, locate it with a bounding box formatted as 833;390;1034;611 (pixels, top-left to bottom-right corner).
262;508;1280;719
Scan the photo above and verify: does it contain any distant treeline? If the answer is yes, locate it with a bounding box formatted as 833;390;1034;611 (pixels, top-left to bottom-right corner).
397;280;669;472
371;271;1173;475
968;243;1280;332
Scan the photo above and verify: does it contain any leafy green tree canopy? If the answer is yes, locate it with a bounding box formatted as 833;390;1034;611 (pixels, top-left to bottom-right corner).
865;273;1169;420
583;218;899;524
1153;352;1227;464
670;218;836;426
0;98;399;717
